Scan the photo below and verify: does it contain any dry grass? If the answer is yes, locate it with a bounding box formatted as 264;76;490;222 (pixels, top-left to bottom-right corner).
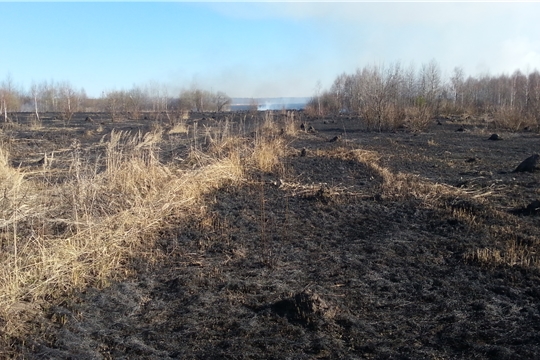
282;111;298;136
168;121;189;135
251;135;286;173
465;238;540;268
29;114;43;130
492;106;536;131
329;147;458;201
3;110;539;352
0;128;248;343
0;112;294;345
325;146;540;270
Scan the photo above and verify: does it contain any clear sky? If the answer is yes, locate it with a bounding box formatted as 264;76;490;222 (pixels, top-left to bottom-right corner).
1;2;539;98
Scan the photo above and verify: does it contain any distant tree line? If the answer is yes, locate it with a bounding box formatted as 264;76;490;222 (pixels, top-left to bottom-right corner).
306;60;540;131
0;76;232;123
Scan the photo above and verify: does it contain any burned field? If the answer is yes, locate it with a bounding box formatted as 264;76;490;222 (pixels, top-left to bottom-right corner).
2;111;540;359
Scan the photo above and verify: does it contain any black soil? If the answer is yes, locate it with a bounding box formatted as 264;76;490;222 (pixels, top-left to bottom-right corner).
5;112;540;359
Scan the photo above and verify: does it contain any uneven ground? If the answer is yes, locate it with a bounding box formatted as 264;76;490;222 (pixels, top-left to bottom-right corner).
3;111;540;359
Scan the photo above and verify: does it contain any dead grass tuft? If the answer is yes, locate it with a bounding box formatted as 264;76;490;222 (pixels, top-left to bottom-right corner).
464;239;540;268
492;106;536;131
0;128;246;343
168;121;189;135
330;147;458;201
251;134;286;173
404;105;432;131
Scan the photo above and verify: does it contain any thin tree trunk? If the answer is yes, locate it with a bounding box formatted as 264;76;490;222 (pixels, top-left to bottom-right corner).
34;94;40;122
3;99;7;122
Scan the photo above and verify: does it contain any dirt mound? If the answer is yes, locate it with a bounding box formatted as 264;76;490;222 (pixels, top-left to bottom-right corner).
256;291;337;329
511;199;540;216
513;154;539;172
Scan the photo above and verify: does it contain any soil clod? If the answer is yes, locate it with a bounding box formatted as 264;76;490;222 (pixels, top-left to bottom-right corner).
513;154;539;173
511;199;540;215
265;291;335;328
329;135;340;143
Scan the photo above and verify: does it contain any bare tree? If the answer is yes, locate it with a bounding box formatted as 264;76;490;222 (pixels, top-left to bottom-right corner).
58;81;81;123
314;80;322;117
39;81;59;112
30;82;40;122
126;86;146;120
317;60;540;131
193;89;205;112
0;74;20;122
213;91;231;112
329;73;347;114
419;59;442;111
357;63;404;131
179;88;230;112
527;71;540;123
103;90;124;122
450;66;465;108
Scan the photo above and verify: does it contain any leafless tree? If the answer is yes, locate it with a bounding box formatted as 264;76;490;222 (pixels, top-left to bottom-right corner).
419;59;442;112
179;88;231;112
213;91;232;112
103;90;124;122
314;80;322;117
58;81;81;123
329;73;347;113
527;71;540;122
30;82;41;122
357;63;404;131
126;86;146;120
0;75;20;122
450;66;465;108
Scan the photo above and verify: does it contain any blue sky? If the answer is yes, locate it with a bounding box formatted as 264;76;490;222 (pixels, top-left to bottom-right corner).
1;2;539;98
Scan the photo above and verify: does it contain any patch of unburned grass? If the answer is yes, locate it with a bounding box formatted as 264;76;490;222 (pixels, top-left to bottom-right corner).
168;121;189;135
251;135;286;173
0;129;246;345
465;238;540;268
0;112;294;346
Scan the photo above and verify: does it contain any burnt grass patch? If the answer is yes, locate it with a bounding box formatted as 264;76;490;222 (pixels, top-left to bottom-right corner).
4;112;540;359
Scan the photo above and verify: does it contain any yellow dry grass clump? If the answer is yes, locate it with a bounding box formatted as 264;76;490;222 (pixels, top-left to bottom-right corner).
0;117;292;346
0;128;251;343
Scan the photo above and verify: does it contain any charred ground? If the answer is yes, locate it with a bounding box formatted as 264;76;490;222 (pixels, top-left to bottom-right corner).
3;111;540;359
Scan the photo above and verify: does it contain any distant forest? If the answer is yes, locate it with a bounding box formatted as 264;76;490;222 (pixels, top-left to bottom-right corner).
0;80;235;122
306;60;540;131
1;59;539;130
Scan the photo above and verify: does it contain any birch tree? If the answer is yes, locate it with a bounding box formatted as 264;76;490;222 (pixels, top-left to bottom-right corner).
58;81;80;123
0;75;20;122
30;82;41;122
